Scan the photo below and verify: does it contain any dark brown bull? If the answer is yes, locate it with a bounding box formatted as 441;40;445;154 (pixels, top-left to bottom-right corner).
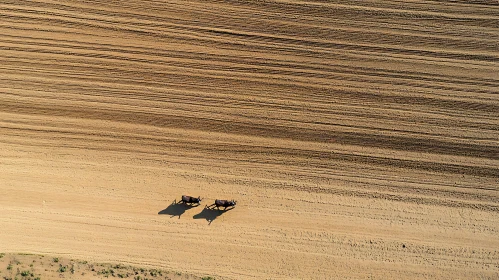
214;199;236;210
179;195;202;205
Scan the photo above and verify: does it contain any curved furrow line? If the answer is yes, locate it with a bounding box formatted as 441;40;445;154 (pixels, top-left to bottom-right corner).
2;67;498;128
3;16;496;73
2;6;498;64
2;43;498;97
1;95;497;161
5;2;499;54
4;125;498;180
3;54;497;112
2;78;497;146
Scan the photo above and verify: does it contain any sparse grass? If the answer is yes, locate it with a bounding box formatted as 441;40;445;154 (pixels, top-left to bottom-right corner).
1;253;205;280
58;264;67;273
149;269;162;277
113;264;127;269
98;268;113;277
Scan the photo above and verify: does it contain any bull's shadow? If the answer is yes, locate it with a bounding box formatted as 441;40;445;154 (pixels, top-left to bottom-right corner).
193;205;233;225
158;200;200;219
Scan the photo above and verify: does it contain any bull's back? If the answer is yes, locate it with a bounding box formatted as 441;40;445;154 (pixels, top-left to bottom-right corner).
215;199;226;206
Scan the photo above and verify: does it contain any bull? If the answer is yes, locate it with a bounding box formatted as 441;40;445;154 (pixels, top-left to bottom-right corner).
179;195;202;205
214;199;236;210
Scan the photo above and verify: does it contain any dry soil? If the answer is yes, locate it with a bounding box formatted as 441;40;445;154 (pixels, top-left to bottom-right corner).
0;0;498;279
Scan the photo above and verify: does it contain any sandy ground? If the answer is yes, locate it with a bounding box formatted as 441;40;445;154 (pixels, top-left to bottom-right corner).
1;0;498;279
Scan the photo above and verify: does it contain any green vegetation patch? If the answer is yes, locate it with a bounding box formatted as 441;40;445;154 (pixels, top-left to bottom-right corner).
1;253;207;280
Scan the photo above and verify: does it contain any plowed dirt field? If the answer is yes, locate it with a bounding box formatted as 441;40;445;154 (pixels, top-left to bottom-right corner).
1;0;498;279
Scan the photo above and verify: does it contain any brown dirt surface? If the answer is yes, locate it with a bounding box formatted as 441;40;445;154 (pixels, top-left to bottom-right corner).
1;0;498;279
